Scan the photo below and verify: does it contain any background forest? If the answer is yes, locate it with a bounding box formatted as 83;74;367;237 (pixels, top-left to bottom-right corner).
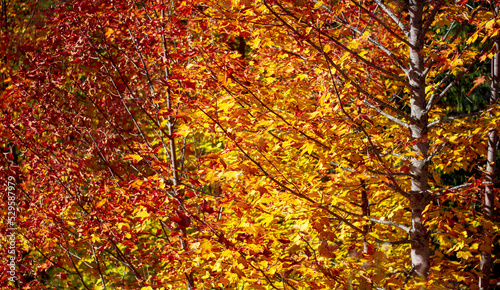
1;0;500;289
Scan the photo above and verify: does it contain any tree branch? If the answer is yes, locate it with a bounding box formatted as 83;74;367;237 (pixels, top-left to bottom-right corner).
334;20;409;73
426;40;495;112
264;1;414;123
365;100;409;128
428;109;488;128
420;0;445;43
353;0;411;44
373;0;409;37
369;218;410;233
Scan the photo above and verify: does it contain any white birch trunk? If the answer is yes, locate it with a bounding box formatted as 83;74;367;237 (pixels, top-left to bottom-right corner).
407;0;431;278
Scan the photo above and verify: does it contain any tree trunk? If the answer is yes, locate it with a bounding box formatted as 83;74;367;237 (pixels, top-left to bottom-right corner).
407;0;431;278
479;23;499;290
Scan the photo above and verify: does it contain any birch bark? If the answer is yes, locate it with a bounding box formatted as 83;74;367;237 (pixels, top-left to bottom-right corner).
479;17;499;289
407;0;431;278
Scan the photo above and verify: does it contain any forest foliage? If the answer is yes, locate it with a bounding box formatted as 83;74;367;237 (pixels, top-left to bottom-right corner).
1;0;500;289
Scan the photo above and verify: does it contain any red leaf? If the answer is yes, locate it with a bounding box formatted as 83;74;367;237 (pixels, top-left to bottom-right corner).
201;200;215;214
171;211;191;229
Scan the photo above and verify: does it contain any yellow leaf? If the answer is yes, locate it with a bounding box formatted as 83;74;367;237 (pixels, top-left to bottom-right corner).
450;57;463;68
176;124;191;137
105;28;114;38
91;234;101;243
467;32;479;45
457;251;472;260
135;207;150;218
117;223;130;232
200;240;212;252
219;99;235;112
485;19;495;30
297;219;309;231
221;249;233;258
448;135;459;143
131;179;143;188
96;199;107;208
314;1;324;9
213;259;223;272
124;154;143;163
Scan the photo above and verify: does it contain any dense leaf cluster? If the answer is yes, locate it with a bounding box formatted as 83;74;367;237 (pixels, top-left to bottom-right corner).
1;0;499;289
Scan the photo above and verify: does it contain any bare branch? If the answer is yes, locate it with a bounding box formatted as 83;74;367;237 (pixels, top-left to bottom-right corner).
365;100;409;128
428;109;489;128
369;218;410;233
425;142;446;164
90;242;108;290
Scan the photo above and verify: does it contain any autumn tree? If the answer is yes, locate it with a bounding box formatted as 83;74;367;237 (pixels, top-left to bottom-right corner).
1;0;499;289
193;0;500;286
